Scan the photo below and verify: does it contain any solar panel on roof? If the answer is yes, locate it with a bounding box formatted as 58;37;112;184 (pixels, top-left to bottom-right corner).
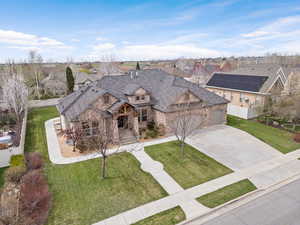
207;73;268;92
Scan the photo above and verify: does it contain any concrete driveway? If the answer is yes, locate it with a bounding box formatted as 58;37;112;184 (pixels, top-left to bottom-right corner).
186;125;282;171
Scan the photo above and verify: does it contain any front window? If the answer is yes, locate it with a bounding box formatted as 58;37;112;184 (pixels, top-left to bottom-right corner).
136;96;140;101
103;95;109;104
138;109;148;122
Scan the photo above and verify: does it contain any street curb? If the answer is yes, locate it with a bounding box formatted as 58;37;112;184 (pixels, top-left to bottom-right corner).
179;173;300;225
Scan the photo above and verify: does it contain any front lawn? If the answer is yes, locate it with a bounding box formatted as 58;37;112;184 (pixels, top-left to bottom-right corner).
25;107;167;225
197;179;256;208
227;115;300;154
0;167;8;188
131;206;185;225
145;141;233;189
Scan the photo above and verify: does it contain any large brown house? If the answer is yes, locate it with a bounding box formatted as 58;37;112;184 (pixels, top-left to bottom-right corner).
57;69;228;143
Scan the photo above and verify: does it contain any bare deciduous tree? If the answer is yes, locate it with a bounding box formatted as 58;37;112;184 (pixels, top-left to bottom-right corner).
27;50;43;99
3;66;28;132
98;54;120;75
170;103;207;157
64;125;85;152
87;117;120;179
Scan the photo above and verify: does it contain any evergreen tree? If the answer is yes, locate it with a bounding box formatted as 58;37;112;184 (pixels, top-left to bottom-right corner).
136;62;141;70
66;66;74;94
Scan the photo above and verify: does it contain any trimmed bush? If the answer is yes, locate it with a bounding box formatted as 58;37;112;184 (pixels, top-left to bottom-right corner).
294;133;300;143
19;170;52;225
10;154;25;167
4;166;26;183
26;152;44;170
146;129;159;138
157;124;166;136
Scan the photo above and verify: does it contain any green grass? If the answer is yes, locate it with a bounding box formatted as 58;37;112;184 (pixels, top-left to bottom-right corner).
131;206;185;225
0;167;8;188
227;115;300;154
25;107;167;225
145;141;233;189
197;179;256;208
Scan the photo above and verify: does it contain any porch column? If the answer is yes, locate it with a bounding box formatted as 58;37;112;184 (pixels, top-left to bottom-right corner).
112;119;119;144
133;116;139;139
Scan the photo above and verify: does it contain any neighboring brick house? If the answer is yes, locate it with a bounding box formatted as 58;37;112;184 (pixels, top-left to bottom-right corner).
206;64;294;119
57;69;228;144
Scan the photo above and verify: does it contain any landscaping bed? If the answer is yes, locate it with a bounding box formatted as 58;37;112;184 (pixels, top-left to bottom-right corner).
227;115;300;154
25;107;168;225
197;179;256;208
131;206;185;225
0;167;7;188
145;141;233;189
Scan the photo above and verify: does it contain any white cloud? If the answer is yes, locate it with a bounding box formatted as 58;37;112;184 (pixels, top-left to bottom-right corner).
242;31;270;38
0;29;71;49
71;38;80;42
89;42;222;60
93;43;115;51
96;37;107;41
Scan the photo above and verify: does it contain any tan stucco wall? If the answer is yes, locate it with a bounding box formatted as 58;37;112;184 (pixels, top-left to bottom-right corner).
156;103;227;134
206;87;266;108
175;91;201;104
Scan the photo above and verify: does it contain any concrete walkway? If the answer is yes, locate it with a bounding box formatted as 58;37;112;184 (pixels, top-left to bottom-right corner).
45;118;177;164
28;98;60;108
131;150;183;195
45;119;300;225
93;153;300;225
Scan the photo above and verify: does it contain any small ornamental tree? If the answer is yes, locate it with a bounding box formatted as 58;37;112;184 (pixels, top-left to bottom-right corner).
66;66;74;94
88;117;119;179
170;103;206;157
136;61;141;70
64;125;84;152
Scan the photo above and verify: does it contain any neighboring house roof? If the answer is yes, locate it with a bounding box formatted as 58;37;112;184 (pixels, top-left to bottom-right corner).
58;69;228;120
75;72;102;85
207;64;291;93
207;73;268;92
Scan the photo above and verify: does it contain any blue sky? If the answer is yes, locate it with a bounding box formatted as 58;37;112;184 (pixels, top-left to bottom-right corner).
0;0;300;62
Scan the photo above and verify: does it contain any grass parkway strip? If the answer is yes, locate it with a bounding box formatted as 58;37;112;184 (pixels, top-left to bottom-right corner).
131;206;186;225
197;179;257;208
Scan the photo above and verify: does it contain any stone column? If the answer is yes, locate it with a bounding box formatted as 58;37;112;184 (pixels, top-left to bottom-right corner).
133;116;139;139
112;119;119;144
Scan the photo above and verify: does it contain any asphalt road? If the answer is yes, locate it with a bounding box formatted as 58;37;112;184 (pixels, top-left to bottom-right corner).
197;179;300;225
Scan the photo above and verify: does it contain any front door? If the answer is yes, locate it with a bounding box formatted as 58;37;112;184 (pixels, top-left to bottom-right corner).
118;116;128;129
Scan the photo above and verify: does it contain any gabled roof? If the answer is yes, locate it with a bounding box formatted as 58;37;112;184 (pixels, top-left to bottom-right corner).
57;69;228;120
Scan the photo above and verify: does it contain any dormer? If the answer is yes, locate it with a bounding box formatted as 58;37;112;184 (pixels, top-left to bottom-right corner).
127;87;150;104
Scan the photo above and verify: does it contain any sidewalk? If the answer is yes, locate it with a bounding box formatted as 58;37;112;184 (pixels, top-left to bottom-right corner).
45;118;177;164
45;118;300;225
93;150;300;225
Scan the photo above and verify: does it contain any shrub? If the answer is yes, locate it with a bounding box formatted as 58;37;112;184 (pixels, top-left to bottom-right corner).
146;129;159;138
77;142;87;153
4;166;26;183
19;170;52;225
157;124;166;136
10;154;25;167
294;133;300;143
26;152;44;170
147;121;156;130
